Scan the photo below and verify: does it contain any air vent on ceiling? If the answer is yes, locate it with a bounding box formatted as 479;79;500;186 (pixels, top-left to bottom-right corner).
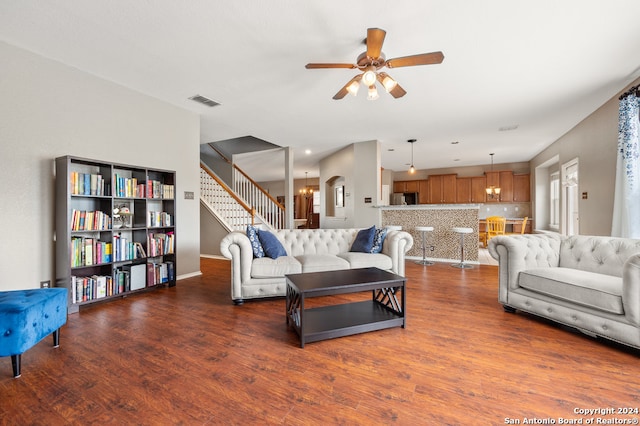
188;94;220;108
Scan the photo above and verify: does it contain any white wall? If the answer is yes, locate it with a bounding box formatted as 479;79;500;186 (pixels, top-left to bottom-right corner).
319;140;381;229
0;41;201;290
530;77;640;236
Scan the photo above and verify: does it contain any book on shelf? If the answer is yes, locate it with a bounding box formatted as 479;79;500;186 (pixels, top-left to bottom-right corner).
147;211;172;227
147;232;175;256
147;261;174;286
71;172;107;196
113;174;146;198
113;234;146;262
147;180;174;199
70;237;113;267
71;209;111;231
124;264;146;291
71;274;114;303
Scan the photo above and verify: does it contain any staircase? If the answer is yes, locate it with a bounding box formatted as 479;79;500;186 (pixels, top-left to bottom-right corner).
200;162;285;231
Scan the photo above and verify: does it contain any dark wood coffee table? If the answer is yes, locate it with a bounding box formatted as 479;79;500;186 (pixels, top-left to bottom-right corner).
285;267;406;347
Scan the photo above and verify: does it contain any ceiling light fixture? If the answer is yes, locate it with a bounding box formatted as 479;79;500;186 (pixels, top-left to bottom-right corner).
346;80;360;96
408;139;417;174
367;85;379;101
485;153;501;198
362;66;377;87
381;74;397;92
299;172;314;196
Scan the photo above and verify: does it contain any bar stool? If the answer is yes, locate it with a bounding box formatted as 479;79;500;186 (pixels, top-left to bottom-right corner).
451;227;474;269
415;226;435;265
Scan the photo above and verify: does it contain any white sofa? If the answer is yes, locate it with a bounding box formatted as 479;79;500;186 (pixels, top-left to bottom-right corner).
220;228;413;304
489;234;640;349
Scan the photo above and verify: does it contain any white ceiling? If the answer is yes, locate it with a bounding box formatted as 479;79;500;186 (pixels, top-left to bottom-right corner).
2;1;640;181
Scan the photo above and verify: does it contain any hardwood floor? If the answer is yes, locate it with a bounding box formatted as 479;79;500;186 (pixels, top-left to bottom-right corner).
2;258;640;425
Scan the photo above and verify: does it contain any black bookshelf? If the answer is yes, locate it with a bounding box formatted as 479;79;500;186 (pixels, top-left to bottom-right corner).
55;155;176;314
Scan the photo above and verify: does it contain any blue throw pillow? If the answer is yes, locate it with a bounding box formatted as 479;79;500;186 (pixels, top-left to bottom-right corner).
246;225;264;258
257;230;287;259
350;225;376;253
370;227;388;253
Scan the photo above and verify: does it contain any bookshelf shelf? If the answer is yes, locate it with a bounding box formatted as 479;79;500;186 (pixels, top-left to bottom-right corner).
56;155;176;314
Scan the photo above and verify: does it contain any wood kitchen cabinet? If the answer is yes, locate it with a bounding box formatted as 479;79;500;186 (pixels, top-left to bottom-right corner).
513;174;530;202
499;171;513;202
418;180;429;204
471;176;487;203
428;174;457;203
393;180;420;193
456;177;471;203
485;171;513;202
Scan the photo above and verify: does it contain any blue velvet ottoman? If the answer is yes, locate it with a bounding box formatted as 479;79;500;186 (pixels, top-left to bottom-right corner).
0;288;68;378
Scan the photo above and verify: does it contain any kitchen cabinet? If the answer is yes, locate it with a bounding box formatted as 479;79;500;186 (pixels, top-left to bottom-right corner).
393;180;420;193
513;174;530;202
456;178;471;203
485;171;513;202
418;180;429;204
471;176;487;203
499;171;514;202
428;174;457;203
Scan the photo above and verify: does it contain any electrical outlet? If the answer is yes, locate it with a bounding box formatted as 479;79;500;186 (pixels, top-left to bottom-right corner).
40;280;50;288
184;191;194;200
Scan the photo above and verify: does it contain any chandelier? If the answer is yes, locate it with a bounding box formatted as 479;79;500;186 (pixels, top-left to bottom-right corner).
486;153;501;198
299;172;313;196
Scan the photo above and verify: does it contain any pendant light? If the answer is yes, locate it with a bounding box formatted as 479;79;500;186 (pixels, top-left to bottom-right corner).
485;153;501;198
408;139;416;174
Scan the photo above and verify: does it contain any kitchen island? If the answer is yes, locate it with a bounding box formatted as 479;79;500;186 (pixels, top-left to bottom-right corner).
379;205;480;263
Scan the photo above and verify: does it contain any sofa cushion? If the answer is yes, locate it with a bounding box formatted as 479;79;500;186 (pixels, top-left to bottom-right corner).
251;256;302;278
246;225;264;258
295;254;350;273
258;230;287;259
337;252;393;270
370;227;388;254
350;226;376;253
519;267;623;314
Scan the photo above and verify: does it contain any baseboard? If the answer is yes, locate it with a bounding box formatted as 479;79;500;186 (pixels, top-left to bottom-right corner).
177;271;202;280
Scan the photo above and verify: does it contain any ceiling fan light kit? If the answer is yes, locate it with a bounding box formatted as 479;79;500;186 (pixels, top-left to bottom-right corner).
306;28;444;100
367;85;379;101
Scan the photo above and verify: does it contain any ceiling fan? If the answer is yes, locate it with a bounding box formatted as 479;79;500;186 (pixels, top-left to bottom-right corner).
305;28;444;100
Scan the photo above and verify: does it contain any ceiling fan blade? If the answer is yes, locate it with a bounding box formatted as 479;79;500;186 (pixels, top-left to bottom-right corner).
305;63;356;69
386;51;445;68
366;28;386;59
376;72;407;99
333;75;362;100
388;83;407;98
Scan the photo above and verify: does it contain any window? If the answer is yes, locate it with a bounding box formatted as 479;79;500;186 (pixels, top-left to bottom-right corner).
549;172;560;230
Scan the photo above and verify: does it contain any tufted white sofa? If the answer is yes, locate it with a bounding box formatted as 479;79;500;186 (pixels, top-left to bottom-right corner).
489;234;640;349
220;228;413;305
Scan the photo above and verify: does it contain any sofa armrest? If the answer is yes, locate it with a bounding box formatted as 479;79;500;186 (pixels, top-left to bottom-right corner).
220;231;253;300
383;230;414;276
623;254;640;326
488;234;562;304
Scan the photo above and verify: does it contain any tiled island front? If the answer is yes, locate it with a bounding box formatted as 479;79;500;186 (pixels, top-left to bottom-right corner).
380;205;480;263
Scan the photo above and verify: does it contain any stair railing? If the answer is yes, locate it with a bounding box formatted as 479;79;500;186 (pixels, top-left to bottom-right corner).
200;165;256;231
232;166;285;230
